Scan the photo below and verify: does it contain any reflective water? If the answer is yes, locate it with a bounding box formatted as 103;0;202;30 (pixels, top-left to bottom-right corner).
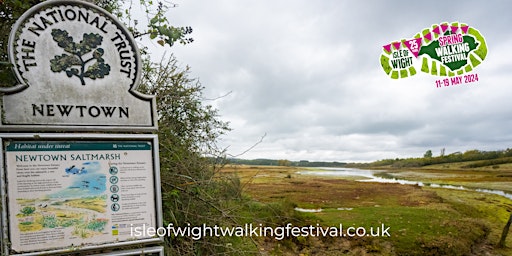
294;207;323;213
297;167;512;200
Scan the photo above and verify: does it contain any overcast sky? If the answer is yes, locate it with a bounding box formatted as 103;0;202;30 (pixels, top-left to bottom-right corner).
144;0;512;162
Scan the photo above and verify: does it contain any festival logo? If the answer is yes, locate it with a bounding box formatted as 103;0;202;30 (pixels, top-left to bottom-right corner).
380;22;487;86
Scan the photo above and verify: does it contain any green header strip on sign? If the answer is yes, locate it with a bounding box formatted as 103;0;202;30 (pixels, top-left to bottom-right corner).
5;141;152;152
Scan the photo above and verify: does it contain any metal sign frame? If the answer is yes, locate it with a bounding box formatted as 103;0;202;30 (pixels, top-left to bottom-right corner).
0;133;163;255
94;246;164;256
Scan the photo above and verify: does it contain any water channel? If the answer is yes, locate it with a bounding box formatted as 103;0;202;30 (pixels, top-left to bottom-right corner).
296;167;512;200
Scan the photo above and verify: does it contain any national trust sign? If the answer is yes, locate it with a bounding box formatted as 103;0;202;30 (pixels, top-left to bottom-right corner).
1;0;157;131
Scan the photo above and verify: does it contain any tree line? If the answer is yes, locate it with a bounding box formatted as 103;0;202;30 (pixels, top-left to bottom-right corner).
347;148;512;169
226;158;347;167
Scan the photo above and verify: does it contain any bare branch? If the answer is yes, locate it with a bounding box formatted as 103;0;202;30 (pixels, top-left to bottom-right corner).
228;132;267;158
202;90;233;101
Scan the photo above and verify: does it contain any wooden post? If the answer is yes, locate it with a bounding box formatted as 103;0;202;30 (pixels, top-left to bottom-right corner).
498;214;512;248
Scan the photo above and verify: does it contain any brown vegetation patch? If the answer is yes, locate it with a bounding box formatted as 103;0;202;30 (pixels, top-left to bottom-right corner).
244;177;441;209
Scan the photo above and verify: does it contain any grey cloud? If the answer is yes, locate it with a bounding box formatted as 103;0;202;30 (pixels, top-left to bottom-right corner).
161;0;512;161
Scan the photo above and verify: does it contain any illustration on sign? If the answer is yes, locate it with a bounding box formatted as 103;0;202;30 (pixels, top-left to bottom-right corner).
380;21;487;85
50;29;111;85
0;0;157;130
4;140;158;253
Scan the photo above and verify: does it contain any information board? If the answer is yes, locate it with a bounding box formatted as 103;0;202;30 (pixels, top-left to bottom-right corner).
1;134;162;254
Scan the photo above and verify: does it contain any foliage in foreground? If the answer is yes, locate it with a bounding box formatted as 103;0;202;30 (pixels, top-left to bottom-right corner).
139;56;240;254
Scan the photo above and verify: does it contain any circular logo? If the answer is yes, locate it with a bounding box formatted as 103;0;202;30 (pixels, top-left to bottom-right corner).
110;185;119;193
109;175;118;184
109;166;118;175
110;194;119;202
9;1;140;90
111;203;120;212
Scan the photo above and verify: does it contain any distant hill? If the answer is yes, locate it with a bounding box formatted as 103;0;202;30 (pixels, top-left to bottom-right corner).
209;148;512;169
225;158;347;167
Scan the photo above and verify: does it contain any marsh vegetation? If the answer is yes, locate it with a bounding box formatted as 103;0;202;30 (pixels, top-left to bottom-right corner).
218;162;512;255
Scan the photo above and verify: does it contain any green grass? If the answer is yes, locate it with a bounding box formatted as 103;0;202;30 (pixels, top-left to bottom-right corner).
220;165;512;255
319;205;486;255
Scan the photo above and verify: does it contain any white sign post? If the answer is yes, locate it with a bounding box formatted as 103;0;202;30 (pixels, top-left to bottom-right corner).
0;0;164;255
1;0;157;131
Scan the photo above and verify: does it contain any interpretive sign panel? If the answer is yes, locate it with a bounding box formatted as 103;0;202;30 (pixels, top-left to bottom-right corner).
1;0;157;131
1;134;162;255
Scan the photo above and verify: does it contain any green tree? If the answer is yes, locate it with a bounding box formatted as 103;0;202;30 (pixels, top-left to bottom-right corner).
424;149;433;158
109;0;193;50
278;159;291;166
110;2;240;255
114;2;234;254
140;56;243;254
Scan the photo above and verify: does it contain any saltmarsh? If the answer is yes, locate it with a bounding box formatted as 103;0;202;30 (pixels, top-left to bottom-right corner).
219;165;512;255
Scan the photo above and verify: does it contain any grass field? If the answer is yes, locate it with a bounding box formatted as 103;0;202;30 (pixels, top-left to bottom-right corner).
219;165;512;255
